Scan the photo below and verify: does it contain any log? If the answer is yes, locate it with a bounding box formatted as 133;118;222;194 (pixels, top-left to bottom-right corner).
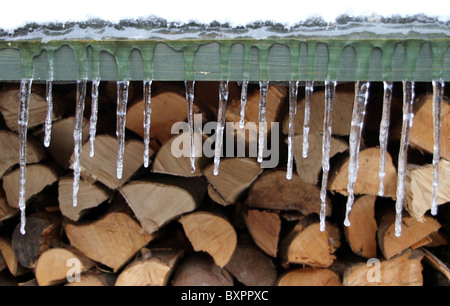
405;159;450;221
344;195;378;258
0;186;17;222
422;248;450;281
66;270;115;286
3;164;58;209
224;244;278;286
58;175;109;222
179;211;237;268
343;249;425;286
0;130;46;177
71;134;148;190
203;158;262;206
63;211;154;272
246;170;331;216
0;237;28;276
280;217;341;268
244;209;281;258
120;176;206;234
171;253;234;286
277;268;342;286
293;134;348;185
35;246;95;286
282;83;355;136
328;147;398;198
115;248;183;286
377;210;441;259
11;212;61;269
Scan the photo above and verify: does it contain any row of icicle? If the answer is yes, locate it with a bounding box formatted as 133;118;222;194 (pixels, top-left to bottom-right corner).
16;79;444;238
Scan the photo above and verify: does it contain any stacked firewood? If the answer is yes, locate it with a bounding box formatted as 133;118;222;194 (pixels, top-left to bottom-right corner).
0;81;448;286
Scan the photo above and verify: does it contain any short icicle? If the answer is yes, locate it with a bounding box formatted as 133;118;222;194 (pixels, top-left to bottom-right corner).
286;81;299;180
18;78;33;234
239;80;249;129
344;81;370;227
43;80;53;148
89;79;100;158
302;81;314;158
431;80;444;216
143;80;153;168
378;81;393;196
72;80;87;208
319;81;336;232
213;80;229;176
116;81;130;180
185;80;196;173
257;81;269;163
394;81;415;237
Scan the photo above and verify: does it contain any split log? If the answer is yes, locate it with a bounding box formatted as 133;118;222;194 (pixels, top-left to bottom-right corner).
120;176;206;234
244;209;281;258
280;217;341;268
422;248;450;281
0;237;28;276
3;164;58;209
328;147;398;198
179;211;237;268
282;83;355;136
203;158;262;206
344;195;378;258
343;249;425;286
63;211;154;272
171;253;234;286
293;134;348;185
35;246;95;286
224;244;278;286
0;186;17;222
0;130;46;177
71;134;148;190
66;270;115;286
0;87;61;132
405;159;450;221
246;170;331;216
377;210;441;259
58;175;109;221
115;248;183;286
277;268;342;286
0;252;5;272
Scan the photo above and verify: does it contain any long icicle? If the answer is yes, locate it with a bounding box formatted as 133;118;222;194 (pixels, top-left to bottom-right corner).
431;80;444;215
213;80;229;176
116;81;129;180
18;78;33;234
239;80;249;129
286;81;298;180
72;80;87;208
89;79;100;157
257;81;269;163
43;80;53;148
185;81;196;173
344;81;370;227
378;81;393;196
303;81;314;158
143;80;153;168
320;81;336;232
395;81;415;237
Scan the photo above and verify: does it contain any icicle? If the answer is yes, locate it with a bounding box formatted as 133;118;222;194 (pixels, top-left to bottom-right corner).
43;80;53;147
213;80;229;176
286;81;299;180
378;81;393;196
257;81;269;163
303;81;313;158
185;81;196;173
431;80;444;216
143;80;153;168
239;80;249;129
320;80;336;232
344;81;370;227
394;81;415;237
116;81;129;180
72;80;87;208
18;78;32;235
89;79;100;158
